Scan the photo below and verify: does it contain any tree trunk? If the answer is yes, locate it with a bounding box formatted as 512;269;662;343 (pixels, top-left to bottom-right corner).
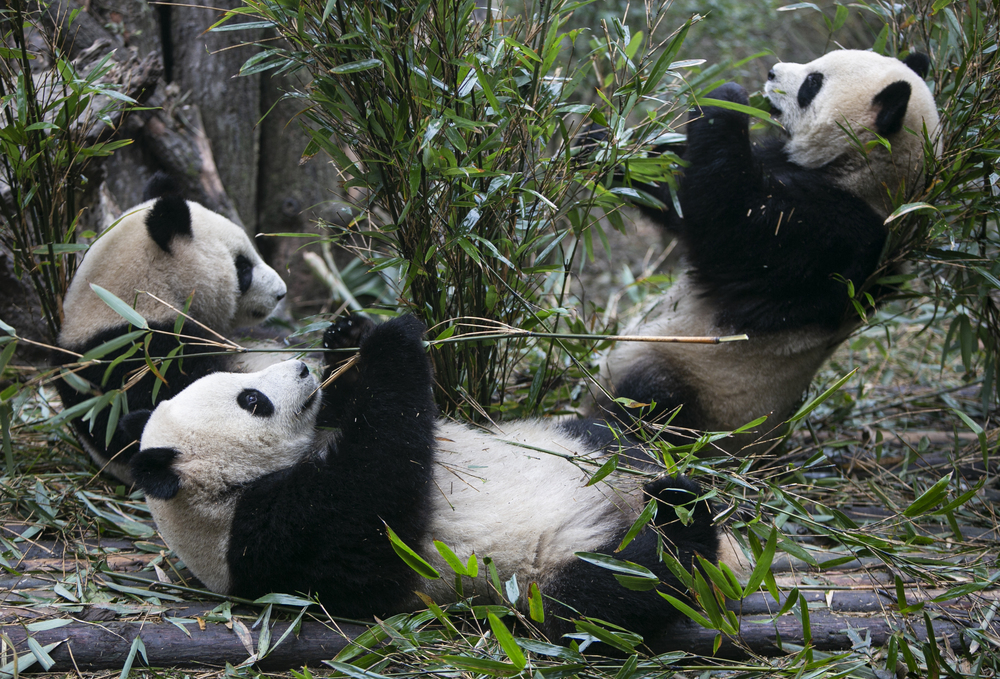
168;0;262;232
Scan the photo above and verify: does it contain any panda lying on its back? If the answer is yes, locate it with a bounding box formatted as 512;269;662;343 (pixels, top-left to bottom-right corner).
128;315;723;641
55;178;287;483
596;50;939;443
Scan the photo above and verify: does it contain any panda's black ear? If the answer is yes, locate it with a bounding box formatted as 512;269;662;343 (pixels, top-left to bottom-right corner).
146;195;193;254
131;447;182;500
902;53;931;79
872;80;912;137
119;409;152;442
142;171;183;202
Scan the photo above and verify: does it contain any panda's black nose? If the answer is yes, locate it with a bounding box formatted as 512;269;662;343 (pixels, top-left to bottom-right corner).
298;361;310;379
767;69;776;81
276;291;286;302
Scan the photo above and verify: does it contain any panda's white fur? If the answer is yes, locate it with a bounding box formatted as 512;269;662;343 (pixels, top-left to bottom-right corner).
601;277;839;436
60;200;286;349
420;420;644;603
131;316;725;641
594;50;940;445
55;187;287;483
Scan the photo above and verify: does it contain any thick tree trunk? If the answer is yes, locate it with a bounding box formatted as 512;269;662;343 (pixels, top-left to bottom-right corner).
257;69;354;314
169;0;262;232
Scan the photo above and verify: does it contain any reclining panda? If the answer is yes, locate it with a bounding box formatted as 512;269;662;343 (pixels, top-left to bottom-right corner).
55;178;287;483
595;50;940;444
126;314;728;641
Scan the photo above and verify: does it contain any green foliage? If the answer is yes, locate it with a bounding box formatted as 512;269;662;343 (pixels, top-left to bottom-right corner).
227;0;708;417
0;2;135;340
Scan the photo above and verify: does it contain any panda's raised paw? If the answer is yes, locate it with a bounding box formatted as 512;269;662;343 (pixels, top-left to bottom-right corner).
693;82;751;126
323;314;375;353
706;82;750;107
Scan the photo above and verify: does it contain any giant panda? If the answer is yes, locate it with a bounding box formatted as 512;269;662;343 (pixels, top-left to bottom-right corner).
54;182;288;483
595;50;940;445
126;314;725;642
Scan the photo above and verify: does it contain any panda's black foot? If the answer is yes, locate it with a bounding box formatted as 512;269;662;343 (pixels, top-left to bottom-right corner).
644;475;713;529
644;475;719;563
323;314;375;365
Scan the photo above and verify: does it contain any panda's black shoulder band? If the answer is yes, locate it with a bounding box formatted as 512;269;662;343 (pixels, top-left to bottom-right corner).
146;195;193;254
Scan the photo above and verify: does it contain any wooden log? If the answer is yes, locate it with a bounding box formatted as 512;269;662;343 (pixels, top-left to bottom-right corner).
0;603;990;671
141;101;243;226
33;0;126;61
0;604;365;671
648;609;982;659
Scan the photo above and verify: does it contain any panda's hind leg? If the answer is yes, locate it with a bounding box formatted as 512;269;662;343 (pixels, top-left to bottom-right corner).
541;476;719;642
643;475;719;563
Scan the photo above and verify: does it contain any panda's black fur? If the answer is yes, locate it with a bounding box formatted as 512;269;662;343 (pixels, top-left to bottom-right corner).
130;315;723;641
594;51;939;442
54;177;287;483
54;320;234;474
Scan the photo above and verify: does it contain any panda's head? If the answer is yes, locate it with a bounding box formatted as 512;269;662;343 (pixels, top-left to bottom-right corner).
764;50;940;212
59;195;288;348
129;360;321;501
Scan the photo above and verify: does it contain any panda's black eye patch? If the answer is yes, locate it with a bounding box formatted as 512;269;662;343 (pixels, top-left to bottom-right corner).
797;72;824;108
235;254;254;295
237;389;274;417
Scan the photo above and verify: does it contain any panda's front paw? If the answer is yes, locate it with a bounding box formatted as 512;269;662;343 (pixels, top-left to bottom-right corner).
323;314;374;364
707;82;750;107
692;83;751;128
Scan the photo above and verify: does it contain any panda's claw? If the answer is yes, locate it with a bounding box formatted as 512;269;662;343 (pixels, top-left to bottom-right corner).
323;314;374;352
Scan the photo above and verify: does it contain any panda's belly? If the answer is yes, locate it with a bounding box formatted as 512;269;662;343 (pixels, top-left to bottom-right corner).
602;273;838;431
419;420;642;602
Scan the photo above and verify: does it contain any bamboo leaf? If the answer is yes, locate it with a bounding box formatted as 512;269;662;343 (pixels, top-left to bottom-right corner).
903;472;953;517
743;524;778;597
386;525;439;579
787;369;857;423
488;612;526;670
575;552;658;580
615;497;655;552
89;284;149;329
528;581;544;623
434;540;469;576
586;452;618;487
80;329;147;361
330;59;383;74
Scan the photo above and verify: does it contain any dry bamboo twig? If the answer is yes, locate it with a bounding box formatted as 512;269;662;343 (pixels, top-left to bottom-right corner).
427;317;749;345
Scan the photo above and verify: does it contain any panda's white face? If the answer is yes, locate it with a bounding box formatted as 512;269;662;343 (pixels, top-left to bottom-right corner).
59;198;288;349
764;50;939;171
140;360;321;498
182;202;288;330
